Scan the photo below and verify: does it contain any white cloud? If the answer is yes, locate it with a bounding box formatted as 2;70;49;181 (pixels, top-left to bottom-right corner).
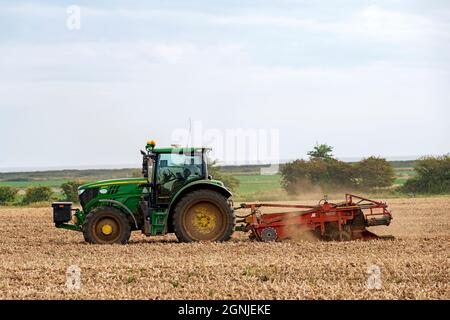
2;3;448;44
210;5;450;44
0;41;251;85
211;14;320;29
151;44;196;63
0;38;448;167
353;5;449;42
0;2;449;168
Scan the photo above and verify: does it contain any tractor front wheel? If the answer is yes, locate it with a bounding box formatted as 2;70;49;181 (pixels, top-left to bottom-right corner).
82;206;131;244
173;190;235;242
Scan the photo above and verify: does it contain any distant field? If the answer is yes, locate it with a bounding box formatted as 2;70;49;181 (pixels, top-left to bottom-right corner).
233;174;283;201
0;163;417;202
233;169;417;199
233;168;418;200
0;180;69;188
234;174;282;193
394;169;416;175
394;178;409;186
393;167;416;186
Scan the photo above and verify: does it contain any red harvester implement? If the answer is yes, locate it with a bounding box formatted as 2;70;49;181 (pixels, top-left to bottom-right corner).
235;194;393;242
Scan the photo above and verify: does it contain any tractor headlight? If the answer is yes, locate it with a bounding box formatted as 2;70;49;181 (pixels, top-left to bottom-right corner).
78;189;85;196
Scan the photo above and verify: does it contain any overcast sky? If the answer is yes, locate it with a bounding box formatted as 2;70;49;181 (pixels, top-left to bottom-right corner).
0;0;449;170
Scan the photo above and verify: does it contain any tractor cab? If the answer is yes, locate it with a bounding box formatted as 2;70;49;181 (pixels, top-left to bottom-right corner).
142;141;211;206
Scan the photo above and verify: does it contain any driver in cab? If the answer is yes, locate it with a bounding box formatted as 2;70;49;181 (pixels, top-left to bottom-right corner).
158;157;201;197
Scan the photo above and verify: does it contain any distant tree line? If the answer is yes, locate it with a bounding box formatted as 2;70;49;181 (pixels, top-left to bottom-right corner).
400;155;450;194
0;164;240;205
280;144;449;195
0;168;139;182
0;181;83;205
281;144;395;194
0;148;448;205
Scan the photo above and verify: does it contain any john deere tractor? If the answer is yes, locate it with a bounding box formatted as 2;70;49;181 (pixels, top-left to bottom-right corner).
52;141;235;244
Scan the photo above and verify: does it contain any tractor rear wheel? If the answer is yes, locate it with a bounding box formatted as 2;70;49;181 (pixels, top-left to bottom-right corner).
82;206;131;244
173;189;235;242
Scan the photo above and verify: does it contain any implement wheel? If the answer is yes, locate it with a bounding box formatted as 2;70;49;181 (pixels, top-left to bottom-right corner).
350;209;366;230
173;189;235;242
82;206;131;244
323;223;352;241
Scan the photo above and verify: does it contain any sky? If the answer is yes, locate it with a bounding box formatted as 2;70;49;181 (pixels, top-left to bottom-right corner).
0;0;449;170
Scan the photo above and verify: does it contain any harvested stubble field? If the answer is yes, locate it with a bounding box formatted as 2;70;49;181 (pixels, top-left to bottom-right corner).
0;197;449;300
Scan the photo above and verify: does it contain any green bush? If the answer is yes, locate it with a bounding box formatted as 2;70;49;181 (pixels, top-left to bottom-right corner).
355;157;395;190
61;181;83;202
280;159;311;194
208;161;240;193
0;186;18;204
23;186;53;204
281;144;396;194
280;158;356;194
401;155;450;194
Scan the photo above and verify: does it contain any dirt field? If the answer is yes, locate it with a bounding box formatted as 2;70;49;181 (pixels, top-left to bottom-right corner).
0;197;449;300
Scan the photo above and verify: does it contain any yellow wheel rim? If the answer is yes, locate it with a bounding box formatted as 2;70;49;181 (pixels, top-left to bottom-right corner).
93;217;122;243
183;201;226;241
101;224;113;235
192;206;216;234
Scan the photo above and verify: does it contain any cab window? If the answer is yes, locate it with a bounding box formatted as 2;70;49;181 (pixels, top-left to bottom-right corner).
156;152;203;201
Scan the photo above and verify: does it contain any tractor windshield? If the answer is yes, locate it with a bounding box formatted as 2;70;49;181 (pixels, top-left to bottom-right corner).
156;152;204;202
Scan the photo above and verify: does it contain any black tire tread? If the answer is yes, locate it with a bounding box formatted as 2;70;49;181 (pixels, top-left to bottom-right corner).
82;206;131;244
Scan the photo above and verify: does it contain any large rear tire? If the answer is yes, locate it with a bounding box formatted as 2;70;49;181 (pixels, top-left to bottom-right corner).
82;206;131;244
173;189;235;242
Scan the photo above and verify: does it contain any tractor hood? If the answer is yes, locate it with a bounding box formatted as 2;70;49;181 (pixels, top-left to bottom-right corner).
79;178;148;190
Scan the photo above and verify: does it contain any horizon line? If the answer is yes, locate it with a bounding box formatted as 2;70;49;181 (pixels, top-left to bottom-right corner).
0;155;424;173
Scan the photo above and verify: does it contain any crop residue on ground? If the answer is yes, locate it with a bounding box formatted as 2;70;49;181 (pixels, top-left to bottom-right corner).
0;197;449;299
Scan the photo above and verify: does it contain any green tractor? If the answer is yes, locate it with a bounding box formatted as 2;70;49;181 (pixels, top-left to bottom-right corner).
52;141;235;244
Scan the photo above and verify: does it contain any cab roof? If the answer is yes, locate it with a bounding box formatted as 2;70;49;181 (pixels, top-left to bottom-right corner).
151;147;211;153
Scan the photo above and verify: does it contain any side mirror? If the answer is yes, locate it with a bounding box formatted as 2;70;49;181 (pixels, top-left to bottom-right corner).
208;175;212;180
140;150;146;156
